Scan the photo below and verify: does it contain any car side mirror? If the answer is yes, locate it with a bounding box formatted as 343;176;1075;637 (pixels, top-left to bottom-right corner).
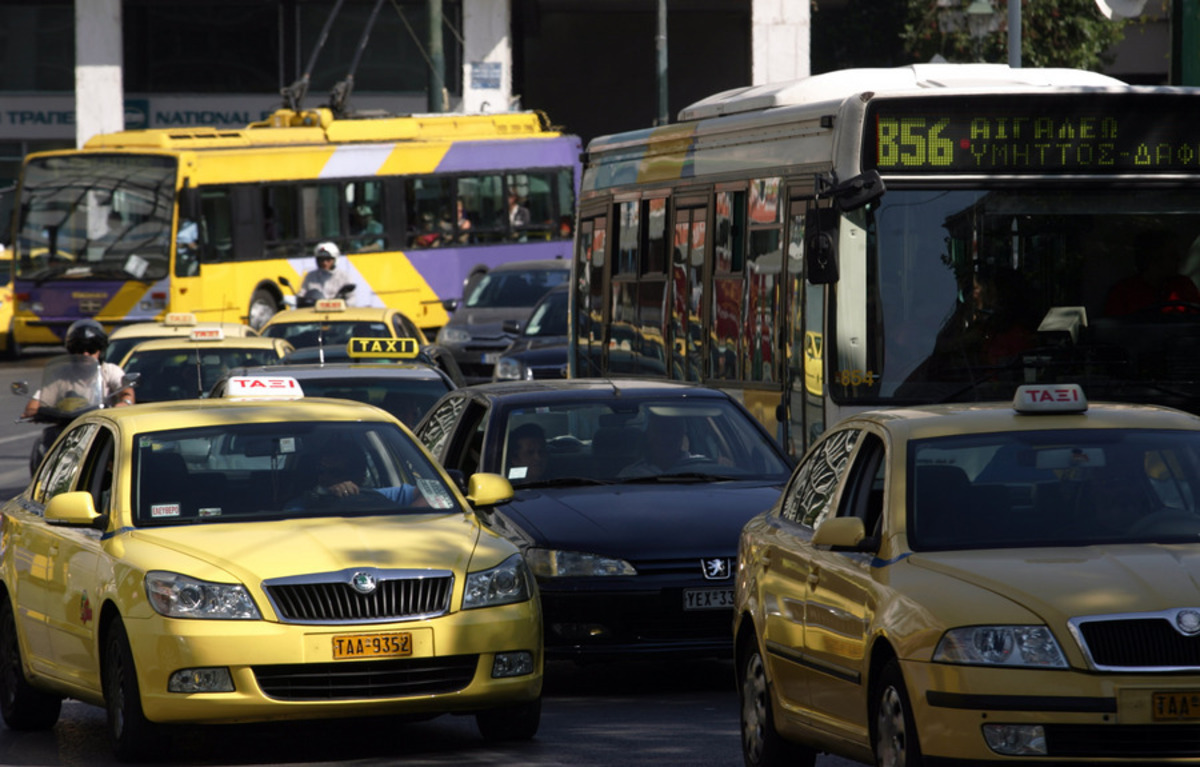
442;298;460;313
502;319;521;335
812;516;875;551
45;491;101;527
465;472;514;507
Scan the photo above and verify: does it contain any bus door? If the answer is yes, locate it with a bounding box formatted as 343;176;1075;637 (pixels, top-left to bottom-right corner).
784;191;825;457
573;208;608;377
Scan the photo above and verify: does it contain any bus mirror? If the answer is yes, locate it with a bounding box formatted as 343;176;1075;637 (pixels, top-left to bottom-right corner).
832;170;885;212
805;207;839;285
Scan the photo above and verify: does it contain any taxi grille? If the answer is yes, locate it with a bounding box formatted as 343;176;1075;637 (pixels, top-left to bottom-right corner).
254;655;478;700
1077;618;1200;669
265;573;453;624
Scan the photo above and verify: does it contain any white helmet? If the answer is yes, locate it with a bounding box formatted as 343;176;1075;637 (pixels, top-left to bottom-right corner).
315;241;340;266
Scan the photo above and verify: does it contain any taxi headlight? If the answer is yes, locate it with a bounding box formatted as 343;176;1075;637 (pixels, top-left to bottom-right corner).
463;554;534;609
525;548;637;578
494;357;531;381
437;326;471;345
145;571;261;620
934;625;1067;668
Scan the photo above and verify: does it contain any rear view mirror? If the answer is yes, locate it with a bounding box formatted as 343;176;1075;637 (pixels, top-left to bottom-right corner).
806;207;840;285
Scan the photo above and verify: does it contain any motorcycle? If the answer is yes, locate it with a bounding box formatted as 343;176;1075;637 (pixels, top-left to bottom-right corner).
279;276;356;309
12;354;139;475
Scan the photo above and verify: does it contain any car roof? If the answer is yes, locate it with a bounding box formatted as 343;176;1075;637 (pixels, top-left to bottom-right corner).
840;398;1200;444
226;362;449;382
457;378;733;402
82;396;398;432
110;320;256;340
488;258;571;272
124;335;292;353
261;306;401;326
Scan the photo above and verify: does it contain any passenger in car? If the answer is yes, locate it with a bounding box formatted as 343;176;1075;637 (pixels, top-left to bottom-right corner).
506;423;549;483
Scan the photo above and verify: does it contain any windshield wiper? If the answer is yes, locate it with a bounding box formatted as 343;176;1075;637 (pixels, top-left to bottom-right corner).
614;471;743;484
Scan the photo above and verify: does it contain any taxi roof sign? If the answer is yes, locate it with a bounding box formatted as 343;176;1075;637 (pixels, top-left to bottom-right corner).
225;376;304;399
1013;384;1087;414
164;313;198;326
314;298;348;312
347;336;420;359
189;327;225;342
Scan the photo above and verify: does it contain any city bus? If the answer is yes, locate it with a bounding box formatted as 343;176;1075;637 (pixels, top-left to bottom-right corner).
571;63;1200;455
8;107;580;351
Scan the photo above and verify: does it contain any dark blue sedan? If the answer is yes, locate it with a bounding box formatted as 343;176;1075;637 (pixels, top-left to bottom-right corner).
414;379;793;660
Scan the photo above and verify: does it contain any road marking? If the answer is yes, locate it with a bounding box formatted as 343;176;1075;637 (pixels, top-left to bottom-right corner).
0;431;36;447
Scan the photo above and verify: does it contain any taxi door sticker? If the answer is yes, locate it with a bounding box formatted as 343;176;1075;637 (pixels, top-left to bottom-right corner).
80;591;93;624
151;503;181;518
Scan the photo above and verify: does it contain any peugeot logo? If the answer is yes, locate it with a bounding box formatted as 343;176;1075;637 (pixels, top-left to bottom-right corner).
1176;609;1200;635
701;558;732;580
350;571;377;594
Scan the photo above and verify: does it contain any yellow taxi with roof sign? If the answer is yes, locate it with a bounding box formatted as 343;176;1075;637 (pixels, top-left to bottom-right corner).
0;393;540;761
119;328;293;403
735;383;1200;766
105;313;257;365
259;299;429;351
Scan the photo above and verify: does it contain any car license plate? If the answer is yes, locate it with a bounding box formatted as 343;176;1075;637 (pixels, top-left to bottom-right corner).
1153;691;1200;720
683;587;734;610
482;352;500;364
332;631;412;660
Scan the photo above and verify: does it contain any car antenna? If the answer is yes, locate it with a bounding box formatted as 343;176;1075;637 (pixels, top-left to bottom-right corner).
281;0;346;112
328;0;385;118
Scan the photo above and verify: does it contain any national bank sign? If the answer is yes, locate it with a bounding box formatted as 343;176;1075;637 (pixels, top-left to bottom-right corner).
0;93;419;140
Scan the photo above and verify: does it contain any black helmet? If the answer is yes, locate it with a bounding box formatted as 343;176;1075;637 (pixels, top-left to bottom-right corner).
65;319;108;355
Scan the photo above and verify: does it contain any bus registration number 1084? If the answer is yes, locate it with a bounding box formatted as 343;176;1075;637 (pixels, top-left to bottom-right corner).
332;632;413;660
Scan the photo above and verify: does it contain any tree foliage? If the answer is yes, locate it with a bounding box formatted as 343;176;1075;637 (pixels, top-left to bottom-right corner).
902;0;1127;69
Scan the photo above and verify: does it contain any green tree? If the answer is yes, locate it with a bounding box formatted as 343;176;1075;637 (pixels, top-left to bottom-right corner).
902;0;1127;69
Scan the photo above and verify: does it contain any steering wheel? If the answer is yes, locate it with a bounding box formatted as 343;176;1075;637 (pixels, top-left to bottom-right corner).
1127;508;1200;536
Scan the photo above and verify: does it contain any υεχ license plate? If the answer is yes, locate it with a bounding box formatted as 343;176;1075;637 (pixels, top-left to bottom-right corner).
1153;691;1200;720
683;587;735;611
332;631;413;660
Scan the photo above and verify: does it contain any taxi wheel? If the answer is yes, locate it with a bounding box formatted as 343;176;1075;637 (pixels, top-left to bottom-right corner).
873;659;923;767
248;289;279;331
739;644;816;767
103;619;166;761
0;597;62;730
476;696;541;741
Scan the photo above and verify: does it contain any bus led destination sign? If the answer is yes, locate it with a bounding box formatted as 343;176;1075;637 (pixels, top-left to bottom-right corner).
865;93;1200;174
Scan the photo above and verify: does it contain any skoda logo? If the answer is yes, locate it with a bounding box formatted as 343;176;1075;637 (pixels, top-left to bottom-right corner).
350;571;377;594
1176;609;1200;635
701;558;732;580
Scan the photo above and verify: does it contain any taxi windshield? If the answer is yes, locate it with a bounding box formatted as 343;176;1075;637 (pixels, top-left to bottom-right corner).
123;348;285;402
132;420;458;526
908;428;1200;550
262;321;390;349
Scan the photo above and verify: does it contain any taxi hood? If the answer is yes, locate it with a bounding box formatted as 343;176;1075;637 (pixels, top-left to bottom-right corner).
127;512;480;584
911;544;1200;623
497;482;784;560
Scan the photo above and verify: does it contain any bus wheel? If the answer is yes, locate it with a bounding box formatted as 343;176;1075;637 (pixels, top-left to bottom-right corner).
247;289;278;330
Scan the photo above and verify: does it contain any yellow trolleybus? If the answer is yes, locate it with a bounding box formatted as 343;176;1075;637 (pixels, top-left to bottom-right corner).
8;107;580;352
572;63;1200;454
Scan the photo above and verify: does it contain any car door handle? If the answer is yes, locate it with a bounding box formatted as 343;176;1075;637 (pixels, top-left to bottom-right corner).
807;569;820;585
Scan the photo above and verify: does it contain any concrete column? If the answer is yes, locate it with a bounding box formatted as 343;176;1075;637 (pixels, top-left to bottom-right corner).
75;0;124;148
461;0;513;113
752;0;810;86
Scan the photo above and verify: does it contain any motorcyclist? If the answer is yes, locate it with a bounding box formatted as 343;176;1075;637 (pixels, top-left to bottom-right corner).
23;319;135;418
299;241;353;305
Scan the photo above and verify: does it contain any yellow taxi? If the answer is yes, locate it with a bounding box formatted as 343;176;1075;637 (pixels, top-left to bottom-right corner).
259;299;429;351
735;384;1200;766
0;391;541;761
0;247;13;359
119;328;293;402
105;312;258;365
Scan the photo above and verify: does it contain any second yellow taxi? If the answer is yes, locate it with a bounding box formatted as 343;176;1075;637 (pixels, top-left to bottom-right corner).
736;384;1200;766
0;392;541;760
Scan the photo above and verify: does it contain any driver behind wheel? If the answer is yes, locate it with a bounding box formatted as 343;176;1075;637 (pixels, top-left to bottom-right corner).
287;441;419;509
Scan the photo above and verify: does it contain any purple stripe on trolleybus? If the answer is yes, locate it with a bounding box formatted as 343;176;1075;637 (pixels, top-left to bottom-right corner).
434;138;582;174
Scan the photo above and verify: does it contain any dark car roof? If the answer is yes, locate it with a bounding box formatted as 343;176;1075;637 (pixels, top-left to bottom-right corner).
457;378;734;402
225;362;451;383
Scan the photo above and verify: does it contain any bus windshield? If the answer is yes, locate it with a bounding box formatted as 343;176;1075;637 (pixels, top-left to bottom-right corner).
859;187;1200;412
15;154;176;283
